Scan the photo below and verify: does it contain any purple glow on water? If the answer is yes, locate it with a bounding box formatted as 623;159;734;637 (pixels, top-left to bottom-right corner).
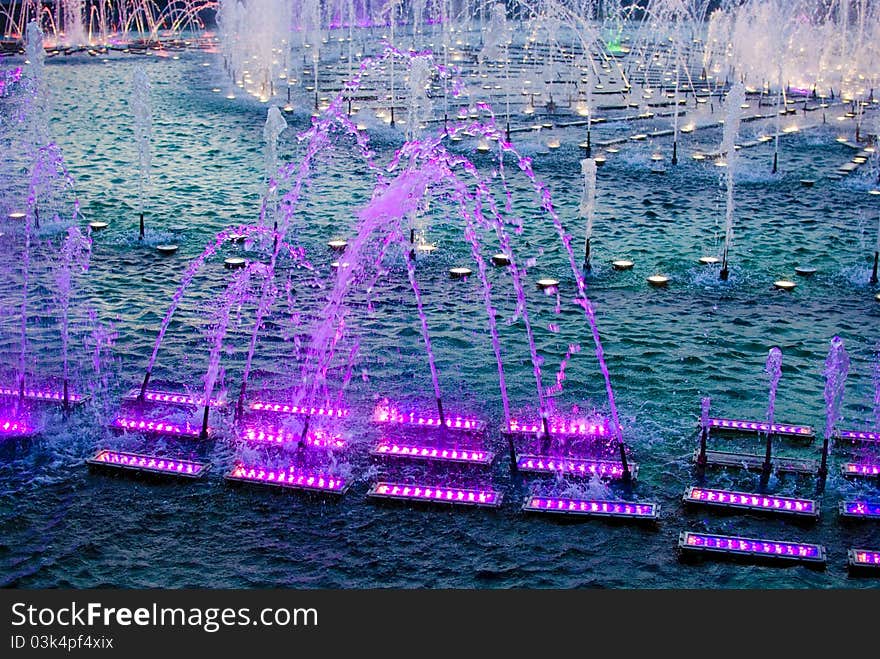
241;426;345;449
250;401;348;418
850;549;880;566
524;496;658;519
371;440;493;465
0;386;85;403
373;403;484;431
0;67;23;98
842;462;880;477
838;429;880;443
680;531;825;561
840;501;880;519
516;455;636;479
125;389;226;407
0;419;30;435
368;482;502;507
111;417;205;438
89;449;205;477
685;487;817;516
705;417;813;436
227;464;346;493
507;418;611;437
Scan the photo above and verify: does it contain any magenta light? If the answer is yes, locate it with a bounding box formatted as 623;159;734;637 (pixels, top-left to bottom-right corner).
111;416;206;438
87;449;207;478
371;440;494;465
249;400;348;418
125;389;226;407
838;429;880;443
704;417;814;438
0;386;85;403
0;419;31;436
241;426;346;449
506;418;611;437
849;549;880;569
841;462;880;477
679;531;826;564
226;463;348;494
524;495;659;520
684;486;818;518
516;454;638;480
839;501;880;519
373;404;485;431
368;481;502;508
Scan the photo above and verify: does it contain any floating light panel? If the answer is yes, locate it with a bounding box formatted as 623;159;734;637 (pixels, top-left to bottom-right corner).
695;449;818;475
367;482;502;508
848;549;880;571
683;486;819;518
124;389;226;407
678;531;826;565
373;405;484;431
226;464;347;494
839;501;880;520
371;440;494;465
523;495;658;520
703;417;813;438
0;386;86;404
110;416;207;438
505;418;611;437
838;429;880;444
249;401;348;418
241;426;346;449
87;449;207;479
840;462;880;478
516;455;637;480
0;419;31;436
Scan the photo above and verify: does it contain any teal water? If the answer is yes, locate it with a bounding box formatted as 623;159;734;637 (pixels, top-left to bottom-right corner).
1;51;879;588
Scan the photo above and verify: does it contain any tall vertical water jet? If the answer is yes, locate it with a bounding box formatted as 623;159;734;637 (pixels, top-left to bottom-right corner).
719;83;745;281
871;210;879;284
405;56;432;142
580;157;597;272
762;346;783;477
53;227;91;410
819;336;850;481
24;21;49;158
131;67;151;241
264;106;288;181
697;396;711;469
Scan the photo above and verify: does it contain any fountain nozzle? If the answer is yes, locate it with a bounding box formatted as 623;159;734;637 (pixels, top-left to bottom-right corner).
871;250;879;285
138;212;144;241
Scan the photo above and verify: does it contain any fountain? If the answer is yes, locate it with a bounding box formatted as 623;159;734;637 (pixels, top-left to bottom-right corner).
131;66;151;241
579;157;597;272
718;82;745;281
761;346;783;477
819;336;850;482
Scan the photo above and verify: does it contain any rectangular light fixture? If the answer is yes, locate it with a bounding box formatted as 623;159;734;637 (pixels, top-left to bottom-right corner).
516;454;637;480
367;482;502;508
683;486;819;518
241;426;346;450
840;462;880;478
848;549;880;571
373;404;485;431
0;386;86;404
678;531;826;565
695;449;818;475
226;464;348;494
505;418;611;437
87;449;208;478
249;401;348;418
523;495;659;520
110;416;207;438
838;429;880;444
703;417;814;439
839;500;880;520
371;440;494;465
124;389;226;407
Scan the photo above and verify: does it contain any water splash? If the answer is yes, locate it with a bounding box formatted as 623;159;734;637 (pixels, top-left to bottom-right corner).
131;66;151;235
765;347;783;427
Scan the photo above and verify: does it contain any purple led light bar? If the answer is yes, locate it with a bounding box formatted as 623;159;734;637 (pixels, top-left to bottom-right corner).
87;449;207;478
683;486;819;518
0;386;86;404
703;417;814;438
679;531;826;565
371;440;494;465
226;464;348;494
241;426;346;449
516;455;638;480
249;401;348;418
848;549;880;570
124;389;226;407
0;419;32;436
841;462;880;478
838;429;880;444
506;418;611;437
839;501;880;520
367;482;502;508
373;404;485;432
523;495;659;520
110;417;207;438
